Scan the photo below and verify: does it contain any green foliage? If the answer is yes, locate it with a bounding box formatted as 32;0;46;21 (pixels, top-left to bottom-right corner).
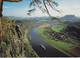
38;28;79;56
0;42;6;48
52;24;65;32
2;16;12;30
2;17;13;42
52;17;63;24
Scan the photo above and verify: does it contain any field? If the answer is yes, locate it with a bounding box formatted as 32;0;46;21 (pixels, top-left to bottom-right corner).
38;25;79;56
52;24;65;32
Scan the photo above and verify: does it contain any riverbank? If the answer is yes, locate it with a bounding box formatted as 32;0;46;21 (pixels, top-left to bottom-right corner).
38;25;80;57
14;19;39;57
27;26;68;57
14;19;40;57
24;29;38;57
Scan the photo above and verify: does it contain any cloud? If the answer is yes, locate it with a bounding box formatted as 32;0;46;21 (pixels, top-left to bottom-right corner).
28;7;62;17
19;5;80;17
3;5;80;17
3;6;9;8
3;0;80;17
55;5;80;17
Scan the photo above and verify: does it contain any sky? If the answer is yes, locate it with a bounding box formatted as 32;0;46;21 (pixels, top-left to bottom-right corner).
3;0;80;17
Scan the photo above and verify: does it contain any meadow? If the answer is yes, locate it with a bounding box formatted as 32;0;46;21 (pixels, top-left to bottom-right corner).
52;24;65;32
38;25;79;56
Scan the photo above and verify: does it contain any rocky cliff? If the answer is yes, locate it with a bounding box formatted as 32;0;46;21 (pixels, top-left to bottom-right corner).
0;0;22;45
0;17;38;57
0;0;24;57
0;17;24;57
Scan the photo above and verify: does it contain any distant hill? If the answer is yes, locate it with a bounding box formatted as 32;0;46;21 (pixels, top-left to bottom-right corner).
3;16;48;20
4;15;80;22
27;16;48;19
61;15;76;19
3;16;26;19
61;15;80;22
4;16;61;20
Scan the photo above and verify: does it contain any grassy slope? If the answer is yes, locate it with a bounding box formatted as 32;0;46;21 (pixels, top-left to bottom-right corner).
38;26;79;56
24;29;38;57
52;24;64;32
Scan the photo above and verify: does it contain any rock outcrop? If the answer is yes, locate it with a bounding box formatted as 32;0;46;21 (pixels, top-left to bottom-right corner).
1;24;25;57
0;0;22;43
0;0;22;56
0;16;38;57
0;0;38;57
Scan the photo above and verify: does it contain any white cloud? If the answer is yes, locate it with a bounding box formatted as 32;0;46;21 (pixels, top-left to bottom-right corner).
28;5;80;17
3;5;80;17
3;0;80;17
28;7;62;17
55;5;80;17
3;6;9;8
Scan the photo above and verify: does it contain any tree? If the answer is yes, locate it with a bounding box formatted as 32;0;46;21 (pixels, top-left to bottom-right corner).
28;0;62;23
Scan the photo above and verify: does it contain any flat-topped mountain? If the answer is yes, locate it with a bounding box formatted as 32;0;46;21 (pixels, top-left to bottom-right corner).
61;15;76;19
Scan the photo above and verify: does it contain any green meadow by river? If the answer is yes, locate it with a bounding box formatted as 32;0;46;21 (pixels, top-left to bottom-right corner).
38;24;79;56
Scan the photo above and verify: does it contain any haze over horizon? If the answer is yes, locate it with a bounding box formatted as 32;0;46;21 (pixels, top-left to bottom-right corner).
3;0;80;17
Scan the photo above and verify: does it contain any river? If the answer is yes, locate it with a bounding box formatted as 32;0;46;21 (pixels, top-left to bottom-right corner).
27;26;68;57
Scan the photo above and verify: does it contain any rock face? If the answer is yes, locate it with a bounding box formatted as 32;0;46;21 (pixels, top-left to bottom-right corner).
1;25;25;57
15;25;22;38
0;0;22;56
0;0;22;42
0;1;38;57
